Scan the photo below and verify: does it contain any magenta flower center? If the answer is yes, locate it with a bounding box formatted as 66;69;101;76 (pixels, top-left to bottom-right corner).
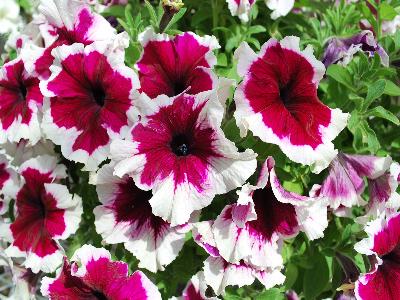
91;85;106;107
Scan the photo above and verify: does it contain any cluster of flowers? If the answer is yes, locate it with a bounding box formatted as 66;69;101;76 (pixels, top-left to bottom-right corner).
0;0;399;299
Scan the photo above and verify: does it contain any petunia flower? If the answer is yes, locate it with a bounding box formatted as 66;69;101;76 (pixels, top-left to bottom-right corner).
136;28;220;99
1;155;82;273
265;0;295;19
91;162;191;272
365;162;400;220
319;153;392;210
234;37;348;173
192;221;285;296
24;0;116;79
226;0;255;22
0;53;44;145
41;244;162;299
171;271;219;300
0;154;19;215
40;34;140;171
354;213;400;299
111;91;257;226
0;139;56;167
212;157;328;270
322;30;389;67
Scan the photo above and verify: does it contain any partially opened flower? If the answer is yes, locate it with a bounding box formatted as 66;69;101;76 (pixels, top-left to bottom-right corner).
365;162;400;219
92;162;190;272
111;92;257;226
25;0;116;79
172;271;219;300
1;155;82;273
234;37;348;173
193;221;285;296
354;213;400;299
322;31;389;67
136;28;220;99
0;0;21;35
319;153;392;210
265;0;295;19
226;0;255;22
41;244;162;299
0;54;44;145
213;157;328;270
40;34;140;170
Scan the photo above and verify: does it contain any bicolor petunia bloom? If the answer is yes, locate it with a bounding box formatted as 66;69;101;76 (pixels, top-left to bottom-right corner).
226;0;255;22
136;28;220;99
322;30;389;67
365;162;400;220
192;221;285;296
265;0;295;19
1;155;82;273
234;37;348;173
318;153;392;210
212;157;328;270
92;162;190;272
41;244;162;300
171;272;219;300
0;54;44;145
111;91;257;226
25;0;116;79
40;34;140;171
0;154;19;215
354;213;400;300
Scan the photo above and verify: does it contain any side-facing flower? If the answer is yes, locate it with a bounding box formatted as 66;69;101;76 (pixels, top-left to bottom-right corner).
226;0;255;22
136;28;220;99
192;221;285;296
111;92;257;226
0;52;44;145
25;0;116;79
234;37;348;173
40;34;140;171
213;157;328;270
322;31;389;67
265;0;295;19
1;155;82;273
41;244;162;299
0;154;19;215
92;162;190;272
319;153;392;210
171;271;219;300
354;213;400;299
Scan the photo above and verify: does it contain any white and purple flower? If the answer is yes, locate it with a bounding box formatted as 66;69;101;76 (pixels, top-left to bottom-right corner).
265;0;295;19
0;154;19;215
40;34;140;170
41;244;162;299
111;91;257;226
1;155;82;273
136;28;220;99
354;213;400;300
234;37;348;172
226;0;255;22
92;162;190;272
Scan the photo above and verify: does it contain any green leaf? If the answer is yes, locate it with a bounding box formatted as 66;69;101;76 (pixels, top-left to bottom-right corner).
284;263;298;289
362;79;386;110
303;252;330;300
367;106;400;125
326;64;354;90
379;3;398;21
247;25;267;35
255;288;285;300
144;0;158;27
384;80;400;96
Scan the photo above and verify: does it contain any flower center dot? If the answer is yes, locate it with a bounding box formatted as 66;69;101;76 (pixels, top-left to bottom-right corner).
92;88;106;107
279;85;291;105
19;85;27;101
171;134;190;156
92;290;108;300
